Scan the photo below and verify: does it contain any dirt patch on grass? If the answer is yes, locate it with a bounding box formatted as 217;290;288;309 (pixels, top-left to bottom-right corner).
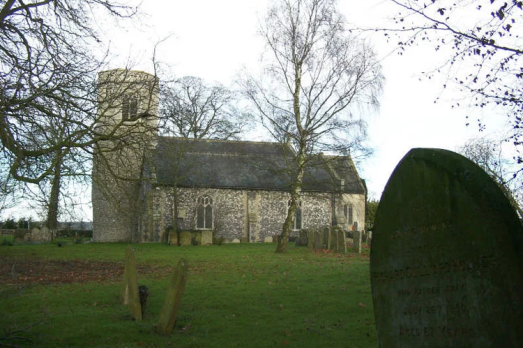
0;259;173;285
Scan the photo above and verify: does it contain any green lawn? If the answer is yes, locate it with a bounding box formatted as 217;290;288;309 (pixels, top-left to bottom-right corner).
0;243;376;348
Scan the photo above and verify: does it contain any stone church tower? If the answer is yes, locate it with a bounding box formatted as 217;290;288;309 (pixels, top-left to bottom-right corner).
92;69;159;242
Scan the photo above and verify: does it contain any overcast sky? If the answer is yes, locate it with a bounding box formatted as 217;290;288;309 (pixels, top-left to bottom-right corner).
103;0;509;200
4;0;511;221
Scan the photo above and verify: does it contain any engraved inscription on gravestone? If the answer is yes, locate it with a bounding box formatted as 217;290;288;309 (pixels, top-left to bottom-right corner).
371;148;523;348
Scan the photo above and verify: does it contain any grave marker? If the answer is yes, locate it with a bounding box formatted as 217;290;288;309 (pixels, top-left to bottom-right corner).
179;231;192;246
307;230;314;249
328;228;336;251
352;230;362;254
122;246;142;321
157;258;188;335
371;148;523;348
336;229;347;253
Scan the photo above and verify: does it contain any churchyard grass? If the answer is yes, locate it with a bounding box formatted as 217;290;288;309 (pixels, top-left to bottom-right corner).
0;243;376;348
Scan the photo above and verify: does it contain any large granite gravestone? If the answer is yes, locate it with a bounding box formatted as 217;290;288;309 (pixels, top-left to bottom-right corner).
157;258;188;335
122;246;142;321
371;148;523;347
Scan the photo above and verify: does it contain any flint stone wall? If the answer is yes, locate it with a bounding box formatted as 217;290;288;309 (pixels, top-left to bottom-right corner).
147;187;344;243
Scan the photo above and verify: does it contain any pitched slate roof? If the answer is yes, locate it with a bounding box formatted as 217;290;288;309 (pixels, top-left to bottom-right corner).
148;137;365;194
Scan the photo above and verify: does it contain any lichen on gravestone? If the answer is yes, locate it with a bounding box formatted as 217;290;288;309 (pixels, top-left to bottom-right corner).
157;258;188;335
371;148;523;348
122;245;142;321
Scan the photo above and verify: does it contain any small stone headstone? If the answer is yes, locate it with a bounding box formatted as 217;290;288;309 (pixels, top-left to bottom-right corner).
322;227;329;249
336;230;347;253
328;228;336;251
295;230;308;246
371;148;523;348
157;258;188;335
313;231;322;250
138;285;149;319
352;230;362;254
41;227;50;241
192;231;202;245
201;230;213;245
31;228;39;240
307;230;314;249
179;231;192;246
264;236;273;243
122;246;142;321
168;231;178;245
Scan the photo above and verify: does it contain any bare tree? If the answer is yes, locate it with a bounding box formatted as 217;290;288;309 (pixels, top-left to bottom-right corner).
384;0;523;173
157;76;251;242
0;1;168;236
458;136;523;218
0;0;140;184
160;76;250;140
240;0;383;253
0;153;18;217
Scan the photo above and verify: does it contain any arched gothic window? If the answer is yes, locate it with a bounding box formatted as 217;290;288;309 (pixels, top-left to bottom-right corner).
196;195;213;229
288;200;302;230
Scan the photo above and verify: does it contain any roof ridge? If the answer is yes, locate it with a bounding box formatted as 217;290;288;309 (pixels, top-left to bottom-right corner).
159;136;283;146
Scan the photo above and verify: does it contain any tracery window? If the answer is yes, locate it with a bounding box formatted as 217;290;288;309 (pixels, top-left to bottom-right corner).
196;195;213;229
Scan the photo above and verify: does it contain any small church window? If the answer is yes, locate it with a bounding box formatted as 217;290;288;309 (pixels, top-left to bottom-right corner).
196;195;213;229
122;95;138;120
345;204;353;225
288;200;302;230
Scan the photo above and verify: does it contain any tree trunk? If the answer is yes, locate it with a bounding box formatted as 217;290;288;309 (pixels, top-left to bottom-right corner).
276;145;306;253
47;153;62;240
276;192;298;253
170;186;179;245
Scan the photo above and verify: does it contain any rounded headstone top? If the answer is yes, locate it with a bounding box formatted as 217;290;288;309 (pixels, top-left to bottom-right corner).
371;148;523;348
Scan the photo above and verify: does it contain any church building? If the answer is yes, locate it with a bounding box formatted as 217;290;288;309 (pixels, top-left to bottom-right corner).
92;69;366;243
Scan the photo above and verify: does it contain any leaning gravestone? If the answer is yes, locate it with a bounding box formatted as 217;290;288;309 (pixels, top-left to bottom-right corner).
157;258;188;335
371;148;523;347
122;246;142;321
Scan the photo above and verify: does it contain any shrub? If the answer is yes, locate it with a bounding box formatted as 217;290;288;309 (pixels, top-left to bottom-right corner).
58;230;93;238
14;228;29;240
213;237;225;245
0;235;13;246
